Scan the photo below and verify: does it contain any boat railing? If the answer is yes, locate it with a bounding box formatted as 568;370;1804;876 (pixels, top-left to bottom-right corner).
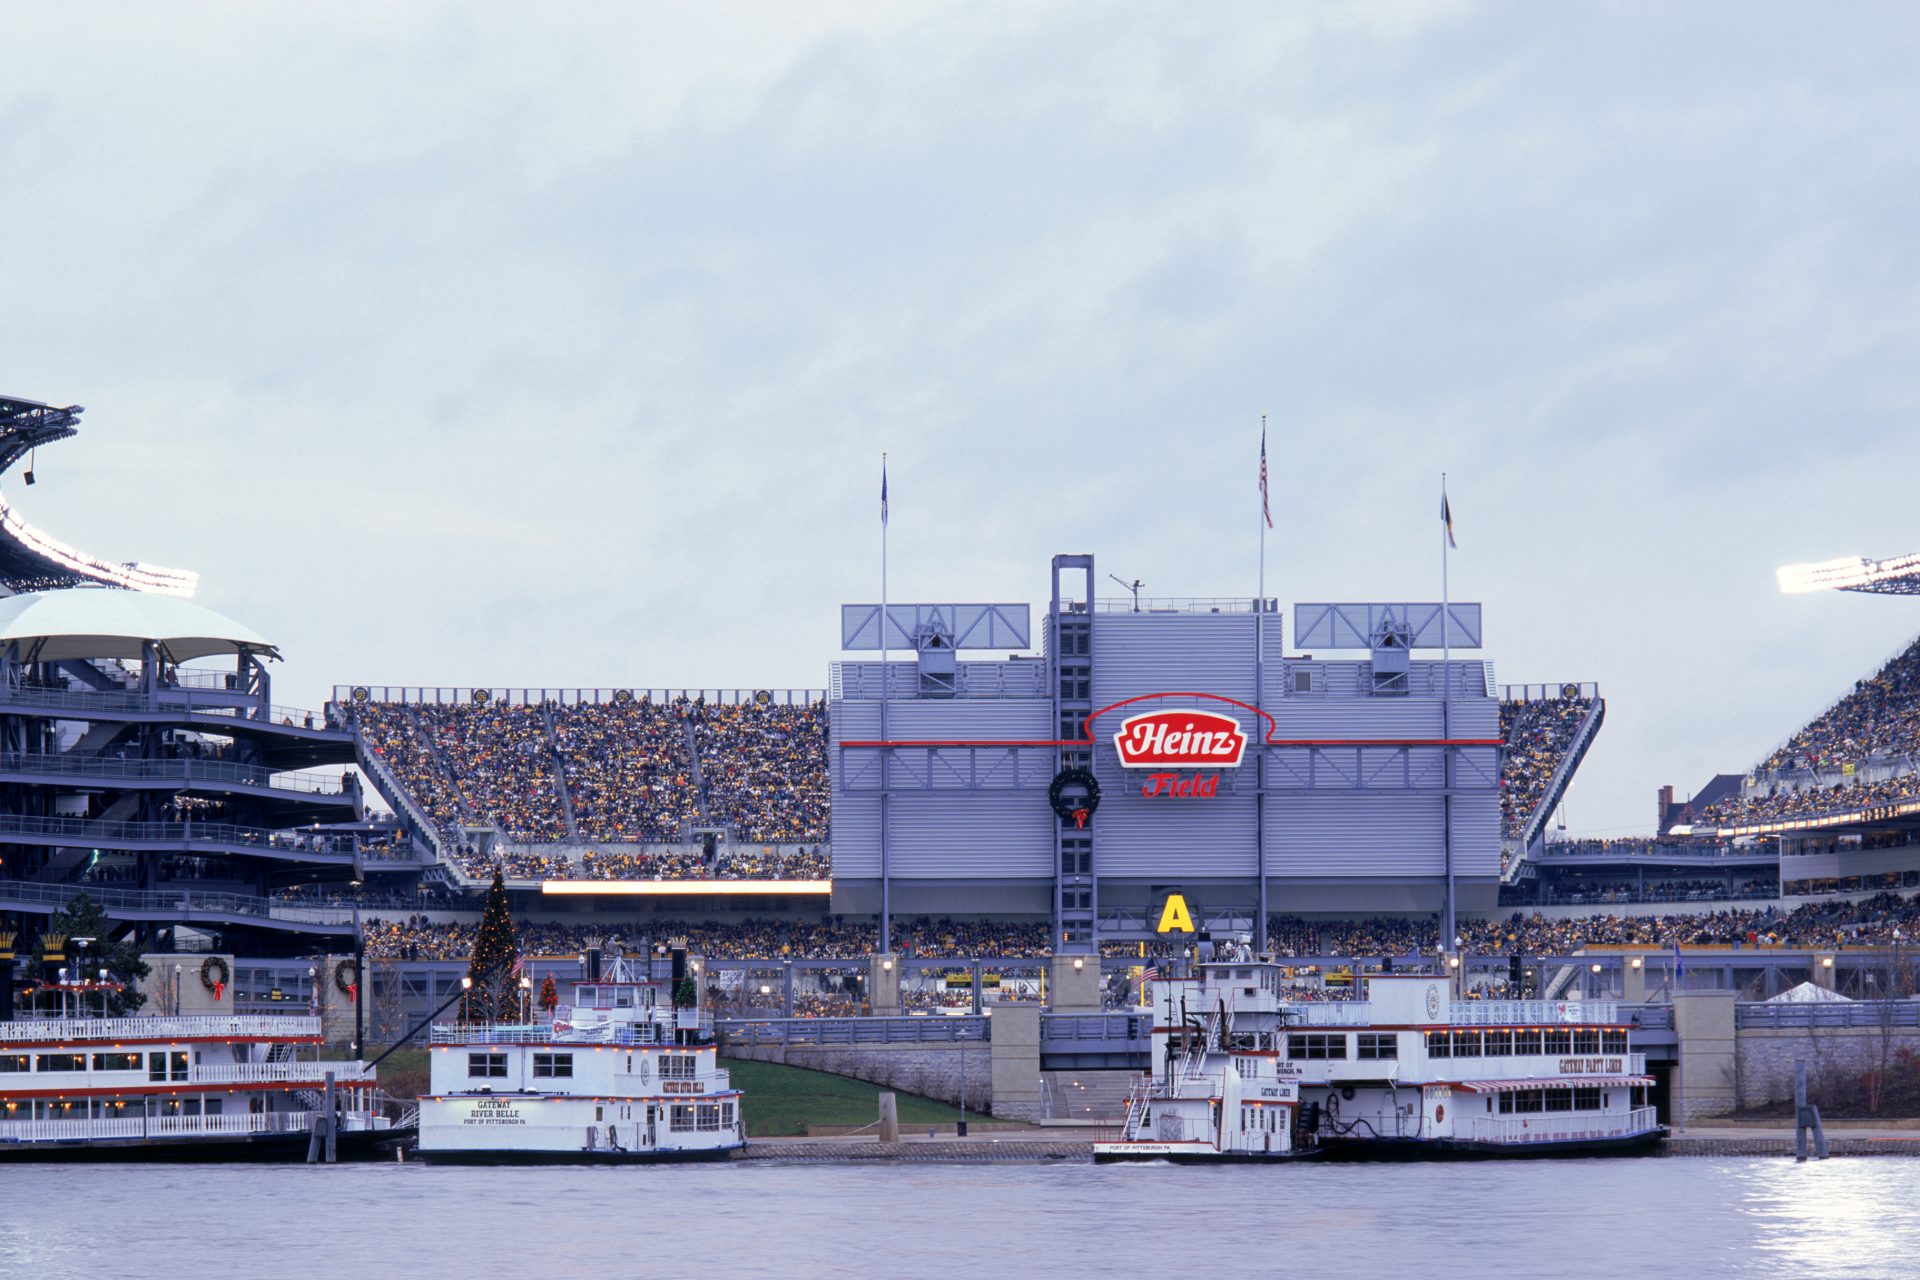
430;1021;682;1047
1466;1105;1659;1145
1279;1000;1621;1027
0;1109;334;1145
0;1014;322;1044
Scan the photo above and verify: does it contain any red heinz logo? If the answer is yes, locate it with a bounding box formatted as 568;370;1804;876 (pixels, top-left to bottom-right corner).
1112;709;1248;769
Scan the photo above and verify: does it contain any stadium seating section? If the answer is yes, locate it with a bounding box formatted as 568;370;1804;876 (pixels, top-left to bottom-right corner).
362;891;1920;964
1499;694;1594;838
354;697;830;877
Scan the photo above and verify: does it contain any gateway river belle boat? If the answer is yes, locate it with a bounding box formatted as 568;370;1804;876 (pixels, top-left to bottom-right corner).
1098;958;1664;1162
418;948;743;1164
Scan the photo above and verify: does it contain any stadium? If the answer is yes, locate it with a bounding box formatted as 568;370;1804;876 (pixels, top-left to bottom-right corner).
6;393;1920;1049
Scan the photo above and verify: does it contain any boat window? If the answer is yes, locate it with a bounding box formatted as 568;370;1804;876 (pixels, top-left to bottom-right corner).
1497;1092;1515;1115
1513;1090;1544;1114
1426;1031;1451;1059
92;1052;141;1072
1482;1029;1513;1056
1357;1033;1398;1060
1450;1031;1482;1058
1572;1029;1601;1055
670;1104;696;1131
1544;1088;1574;1113
1285;1033;1348;1060
532;1053;574;1079
0;1055;27;1072
697;1104;723;1131
1603;1030;1629;1054
35;1054;85;1072
659;1054;698;1079
467;1053;508;1079
1542;1030;1573;1056
1512;1029;1543;1055
1574;1087;1602;1111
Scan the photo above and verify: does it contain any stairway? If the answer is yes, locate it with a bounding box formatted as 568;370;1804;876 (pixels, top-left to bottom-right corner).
541;704;579;840
681;718;713;827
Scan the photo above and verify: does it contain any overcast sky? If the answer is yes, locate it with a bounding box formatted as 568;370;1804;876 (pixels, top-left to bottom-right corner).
5;3;1919;838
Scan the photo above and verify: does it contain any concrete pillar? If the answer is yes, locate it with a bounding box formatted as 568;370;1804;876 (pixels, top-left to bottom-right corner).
1811;954;1836;990
988;1004;1043;1120
687;955;710;1010
1672;990;1738;1125
1046;956;1101;1012
1622;957;1647;1004
316;956;359;1046
869;955;900;1015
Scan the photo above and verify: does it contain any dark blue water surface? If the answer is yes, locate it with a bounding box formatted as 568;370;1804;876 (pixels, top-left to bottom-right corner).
2;1157;1916;1279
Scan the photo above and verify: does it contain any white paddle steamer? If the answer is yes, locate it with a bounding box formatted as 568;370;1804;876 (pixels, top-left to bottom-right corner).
418;951;743;1164
1099;958;1664;1162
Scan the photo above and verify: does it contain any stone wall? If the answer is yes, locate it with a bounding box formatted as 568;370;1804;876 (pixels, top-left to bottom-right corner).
722;1040;993;1114
1736;1025;1920;1110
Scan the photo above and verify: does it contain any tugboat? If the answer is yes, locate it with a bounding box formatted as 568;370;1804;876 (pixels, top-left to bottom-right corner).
417;944;743;1164
1095;954;1313;1162
1100;954;1664;1162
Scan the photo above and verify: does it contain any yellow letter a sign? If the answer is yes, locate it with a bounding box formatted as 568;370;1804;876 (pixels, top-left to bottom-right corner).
1156;893;1194;934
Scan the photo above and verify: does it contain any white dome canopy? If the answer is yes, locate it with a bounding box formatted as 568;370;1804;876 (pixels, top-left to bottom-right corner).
0;589;278;663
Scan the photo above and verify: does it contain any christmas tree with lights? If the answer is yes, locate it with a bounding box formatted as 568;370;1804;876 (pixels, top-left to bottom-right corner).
466;869;517;1019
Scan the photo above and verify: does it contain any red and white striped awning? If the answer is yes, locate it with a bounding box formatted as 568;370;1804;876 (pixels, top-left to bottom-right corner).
1457;1076;1652;1094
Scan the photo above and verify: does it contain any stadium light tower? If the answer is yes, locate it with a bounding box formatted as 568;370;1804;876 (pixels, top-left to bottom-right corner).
1778;550;1920;596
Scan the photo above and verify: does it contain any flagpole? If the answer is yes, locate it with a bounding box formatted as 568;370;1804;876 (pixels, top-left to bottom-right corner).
880;453;891;956
1441;472;1455;955
1255;416;1269;955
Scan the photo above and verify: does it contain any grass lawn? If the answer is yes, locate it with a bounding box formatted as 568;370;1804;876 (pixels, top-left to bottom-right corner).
725;1059;989;1137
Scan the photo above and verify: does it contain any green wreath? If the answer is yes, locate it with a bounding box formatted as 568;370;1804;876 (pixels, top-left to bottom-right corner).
334;959;357;995
1048;767;1101;824
199;956;230;992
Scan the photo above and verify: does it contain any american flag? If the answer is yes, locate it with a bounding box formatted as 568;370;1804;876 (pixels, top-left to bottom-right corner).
1259;419;1273;530
1140;966;1160;984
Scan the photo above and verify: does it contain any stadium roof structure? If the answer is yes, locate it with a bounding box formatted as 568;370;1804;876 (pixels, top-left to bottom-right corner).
1778;551;1920;596
0;589;277;662
0;396;199;597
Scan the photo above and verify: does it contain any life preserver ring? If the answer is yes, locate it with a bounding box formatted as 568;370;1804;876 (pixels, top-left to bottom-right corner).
1048;767;1101;825
199;956;229;1001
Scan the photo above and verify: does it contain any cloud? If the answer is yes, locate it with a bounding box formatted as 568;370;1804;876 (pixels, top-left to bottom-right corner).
2;2;1919;834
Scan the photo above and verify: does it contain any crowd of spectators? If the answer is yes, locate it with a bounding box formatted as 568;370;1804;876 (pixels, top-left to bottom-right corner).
574;845;830;881
690;701;830;843
360;891;1920;964
1538;837;1733;859
1509;878;1779;906
1696;771;1920;831
1499;695;1594;837
353;696;833;873
1759;636;1920;775
553;700;700;842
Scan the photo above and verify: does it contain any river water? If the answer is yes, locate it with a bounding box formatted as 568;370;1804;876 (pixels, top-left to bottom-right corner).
3;1158;1915;1278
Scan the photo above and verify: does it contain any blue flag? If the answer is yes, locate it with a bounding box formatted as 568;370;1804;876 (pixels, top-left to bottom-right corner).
881;458;889;527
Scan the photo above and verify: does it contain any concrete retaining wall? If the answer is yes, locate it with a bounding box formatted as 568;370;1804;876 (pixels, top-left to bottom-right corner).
722;1040;992;1114
1736;1025;1920;1110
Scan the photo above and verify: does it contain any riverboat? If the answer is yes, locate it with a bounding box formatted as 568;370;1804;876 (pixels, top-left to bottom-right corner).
417;952;744;1164
0;1011;398;1161
1099;959;1664;1162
